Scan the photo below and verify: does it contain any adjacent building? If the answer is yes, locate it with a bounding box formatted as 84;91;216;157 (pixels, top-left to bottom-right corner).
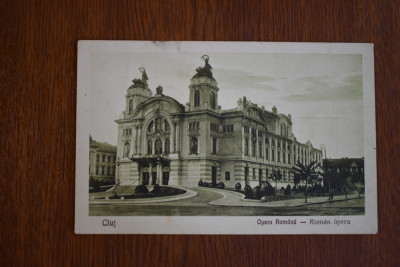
115;56;323;188
89;136;117;184
323;157;364;190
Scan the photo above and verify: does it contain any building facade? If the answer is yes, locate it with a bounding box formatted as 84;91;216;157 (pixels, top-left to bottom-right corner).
115;57;323;188
89;136;117;184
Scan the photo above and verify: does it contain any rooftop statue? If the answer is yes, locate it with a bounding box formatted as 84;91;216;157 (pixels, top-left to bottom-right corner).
131;68;148;87
192;55;215;81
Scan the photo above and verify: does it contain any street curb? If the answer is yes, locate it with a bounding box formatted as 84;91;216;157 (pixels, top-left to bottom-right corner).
294;196;365;207
89;186;197;205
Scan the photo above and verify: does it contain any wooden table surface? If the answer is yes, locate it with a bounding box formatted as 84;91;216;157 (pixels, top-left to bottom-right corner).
1;0;399;266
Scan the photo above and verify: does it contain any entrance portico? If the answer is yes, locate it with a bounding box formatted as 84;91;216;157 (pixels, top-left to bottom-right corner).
131;156;170;185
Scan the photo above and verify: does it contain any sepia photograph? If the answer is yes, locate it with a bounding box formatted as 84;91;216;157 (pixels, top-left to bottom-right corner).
75;41;376;234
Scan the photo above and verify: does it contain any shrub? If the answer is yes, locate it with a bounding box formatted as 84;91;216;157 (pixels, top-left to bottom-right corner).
235;183;242;191
89;177;100;192
217;182;225;189
244;185;253;198
203;181;209;187
135;185;149;194
284;184;292;196
151;184;161;194
253;186;261;199
260;182;275;197
198;180;204;187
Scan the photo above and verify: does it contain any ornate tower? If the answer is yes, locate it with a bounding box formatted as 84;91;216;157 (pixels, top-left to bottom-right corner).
124;68;152;118
188;55;219;111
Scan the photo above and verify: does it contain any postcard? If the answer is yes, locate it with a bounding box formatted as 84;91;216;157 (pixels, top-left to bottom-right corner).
75;41;377;234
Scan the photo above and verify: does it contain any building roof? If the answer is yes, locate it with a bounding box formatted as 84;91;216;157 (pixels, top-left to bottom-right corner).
323;158;364;169
90;138;117;153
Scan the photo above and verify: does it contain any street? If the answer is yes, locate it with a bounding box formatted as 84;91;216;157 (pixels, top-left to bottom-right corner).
89;187;365;216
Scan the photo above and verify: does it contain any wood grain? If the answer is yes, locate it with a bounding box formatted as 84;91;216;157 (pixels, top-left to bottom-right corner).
1;0;399;266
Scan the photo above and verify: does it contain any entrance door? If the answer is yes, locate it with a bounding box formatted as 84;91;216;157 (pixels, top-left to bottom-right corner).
142;172;149;185
245;167;249;185
162;172;169;185
152;172;157;185
212;166;217;185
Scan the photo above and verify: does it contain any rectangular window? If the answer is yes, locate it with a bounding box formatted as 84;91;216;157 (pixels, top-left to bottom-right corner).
96;155;99;162
272;149;275;161
272;140;275;147
266;149;269;160
253;168;256;179
189;122;200;130
278;151;281;162
244;126;249;133
210;123;219;132
283;152;286;163
245;139;249;156
251;128;256;137
258;130;263;137
265;138;269;145
223;125;234;132
259;142;263;158
113;156;116;162
212;138;217;154
102;155;105;162
252;140;256;157
259;169;263;180
108;156;110;162
288;154;291;164
96;166;99;175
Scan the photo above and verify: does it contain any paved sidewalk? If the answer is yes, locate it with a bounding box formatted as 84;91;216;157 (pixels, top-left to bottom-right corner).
202;187;363;207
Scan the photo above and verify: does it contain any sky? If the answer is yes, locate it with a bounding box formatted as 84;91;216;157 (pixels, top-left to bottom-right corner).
89;50;364;159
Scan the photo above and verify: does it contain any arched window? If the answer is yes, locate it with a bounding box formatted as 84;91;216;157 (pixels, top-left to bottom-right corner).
209;92;216;109
147;140;152;154
194;90;200;107
147;121;154;133
128;99;133;115
190;137;198;155
164;139;170;154
155;117;162;131
164;119;170;132
123;142;130;157
155;139;162;154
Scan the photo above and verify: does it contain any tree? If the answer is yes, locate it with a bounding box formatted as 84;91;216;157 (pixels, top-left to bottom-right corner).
291;160;319;203
269;169;282;193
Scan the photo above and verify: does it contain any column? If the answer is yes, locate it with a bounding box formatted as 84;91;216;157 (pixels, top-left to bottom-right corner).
149;163;153;184
242;126;245;158
156;163;161;185
134;125;139;155
263;134;266;163
152;140;155;155
175;121;180;153
171;122;176;153
137;126;142;155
